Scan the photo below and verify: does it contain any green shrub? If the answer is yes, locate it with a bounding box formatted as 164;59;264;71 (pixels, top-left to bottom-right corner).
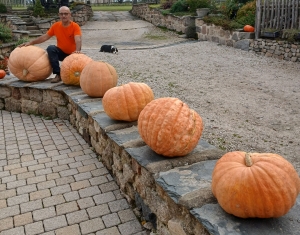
236;0;255;26
0;23;12;43
13;38;29;50
170;0;189;13
161;0;175;9
187;0;211;13
220;0;243;19
203;15;243;30
33;0;45;17
0;3;7;13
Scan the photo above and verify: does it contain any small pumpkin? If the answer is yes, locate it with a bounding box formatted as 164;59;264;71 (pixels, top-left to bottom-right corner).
244;25;255;32
8;46;52;82
0;70;6;79
103;82;154;122
138;97;203;157
80;60;118;97
60;53;93;86
211;151;300;218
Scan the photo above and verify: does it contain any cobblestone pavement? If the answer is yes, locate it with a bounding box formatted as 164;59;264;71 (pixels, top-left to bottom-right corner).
0;110;147;235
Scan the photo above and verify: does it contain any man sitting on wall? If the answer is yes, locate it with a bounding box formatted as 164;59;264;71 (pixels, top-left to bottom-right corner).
19;6;82;83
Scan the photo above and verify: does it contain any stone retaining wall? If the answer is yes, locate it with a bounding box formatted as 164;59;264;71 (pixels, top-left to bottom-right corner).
132;4;300;62
1;76;300;235
131;4;196;38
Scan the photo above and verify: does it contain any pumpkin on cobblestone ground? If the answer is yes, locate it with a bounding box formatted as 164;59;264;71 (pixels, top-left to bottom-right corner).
103;82;154;122
80;60;118;97
60;53;93;86
8;46;52;82
211;151;300;218
138;97;203;157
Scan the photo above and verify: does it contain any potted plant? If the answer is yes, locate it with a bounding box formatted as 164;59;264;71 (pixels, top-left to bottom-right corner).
187;0;211;17
260;28;280;38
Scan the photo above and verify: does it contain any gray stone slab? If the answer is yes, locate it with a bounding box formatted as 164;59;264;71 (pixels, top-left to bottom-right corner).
156;160;217;203
77;100;103;115
156;160;218;209
125;139;224;173
190;196;300;235
4;79;32;87
69;94;93;104
107;126;141;147
92;112;135;131
0;76;19;85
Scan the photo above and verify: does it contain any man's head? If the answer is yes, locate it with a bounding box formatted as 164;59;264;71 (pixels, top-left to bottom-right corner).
58;6;71;24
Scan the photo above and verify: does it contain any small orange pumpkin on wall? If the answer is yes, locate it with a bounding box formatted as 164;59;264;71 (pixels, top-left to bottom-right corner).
243;25;255;32
102;82;154;122
211;151;300;218
80;60;118;98
0;70;6;79
60;53;93;86
8;46;52;82
138;97;203;157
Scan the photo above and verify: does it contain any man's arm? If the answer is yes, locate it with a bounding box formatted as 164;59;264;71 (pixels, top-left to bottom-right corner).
73;35;82;53
19;34;52;47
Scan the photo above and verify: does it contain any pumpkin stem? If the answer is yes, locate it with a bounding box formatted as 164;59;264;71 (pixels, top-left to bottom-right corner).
23;69;28;76
245;153;253;167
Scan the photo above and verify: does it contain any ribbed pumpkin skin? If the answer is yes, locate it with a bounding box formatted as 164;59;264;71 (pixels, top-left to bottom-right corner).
80;61;118;97
8;46;52;82
103;82;154;122
138;97;203;157
211;151;300;218
60;53;93;86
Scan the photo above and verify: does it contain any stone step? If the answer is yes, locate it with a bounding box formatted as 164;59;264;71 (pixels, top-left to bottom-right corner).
26;25;39;30
28;33;43;38
28;29;42;34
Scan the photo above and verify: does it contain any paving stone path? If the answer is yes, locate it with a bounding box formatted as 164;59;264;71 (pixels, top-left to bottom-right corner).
0;110;147;235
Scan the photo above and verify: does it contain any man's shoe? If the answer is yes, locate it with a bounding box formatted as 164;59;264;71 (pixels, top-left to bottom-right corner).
51;75;62;83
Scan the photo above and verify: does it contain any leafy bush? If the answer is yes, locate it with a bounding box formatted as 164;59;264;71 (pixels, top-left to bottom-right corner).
13;38;29;50
33;0;45;17
0;56;8;70
170;0;189;13
235;0;255;26
187;0;212;13
220;0;243;19
0;23;12;43
203;15;243;30
0;3;7;13
161;0;175;9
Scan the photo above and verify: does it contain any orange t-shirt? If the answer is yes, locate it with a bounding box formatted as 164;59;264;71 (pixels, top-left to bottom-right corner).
47;21;81;54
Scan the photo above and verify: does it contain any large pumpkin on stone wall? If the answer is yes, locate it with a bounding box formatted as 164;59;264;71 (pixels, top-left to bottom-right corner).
211;151;300;218
103;82;154;122
8;46;52;82
138;97;203;157
80;60;118;97
60;53;93;86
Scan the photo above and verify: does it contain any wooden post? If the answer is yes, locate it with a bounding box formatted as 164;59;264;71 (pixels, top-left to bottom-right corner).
255;0;261;39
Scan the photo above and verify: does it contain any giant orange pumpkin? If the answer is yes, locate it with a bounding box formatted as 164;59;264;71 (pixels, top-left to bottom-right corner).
8;46;52;82
211;151;300;218
138;97;203;157
80;60;118;97
60;53;93;86
103;82;154;122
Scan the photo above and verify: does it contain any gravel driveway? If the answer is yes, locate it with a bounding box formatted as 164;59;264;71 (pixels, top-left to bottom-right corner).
40;11;300;174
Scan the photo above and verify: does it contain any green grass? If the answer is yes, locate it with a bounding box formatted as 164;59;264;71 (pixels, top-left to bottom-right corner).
91;5;133;11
